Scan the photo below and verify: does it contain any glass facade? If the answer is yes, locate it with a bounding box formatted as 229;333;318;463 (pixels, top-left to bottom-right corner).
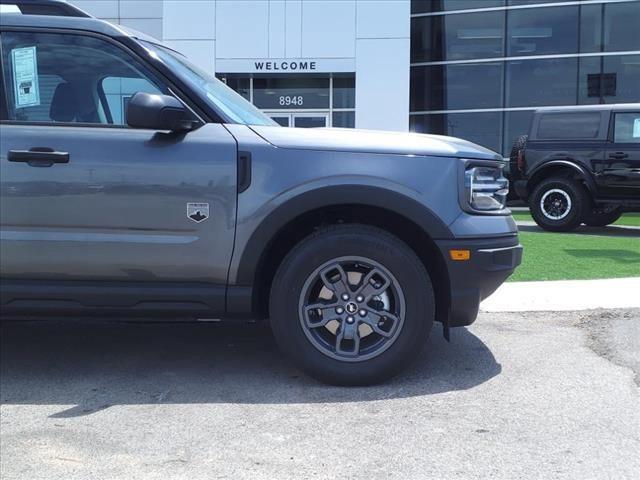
410;0;640;155
217;73;355;128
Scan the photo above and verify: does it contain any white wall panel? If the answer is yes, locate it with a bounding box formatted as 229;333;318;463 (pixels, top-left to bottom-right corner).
269;0;286;58
284;0;302;57
71;0;118;18
216;0;269;58
120;0;162;18
119;18;163;40
355;38;409;131
163;0;215;40
301;0;355;58
164;39;216;73
356;0;409;39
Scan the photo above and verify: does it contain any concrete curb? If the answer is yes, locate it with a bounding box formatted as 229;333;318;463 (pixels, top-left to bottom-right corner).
481;277;640;312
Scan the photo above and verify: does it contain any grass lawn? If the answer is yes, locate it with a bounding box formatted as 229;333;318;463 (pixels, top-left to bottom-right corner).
510;230;640;282
510;211;640;227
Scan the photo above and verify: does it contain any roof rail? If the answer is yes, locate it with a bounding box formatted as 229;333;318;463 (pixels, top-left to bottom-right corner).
0;0;90;17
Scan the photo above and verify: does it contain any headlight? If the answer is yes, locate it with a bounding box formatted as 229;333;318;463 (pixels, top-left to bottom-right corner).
464;166;509;211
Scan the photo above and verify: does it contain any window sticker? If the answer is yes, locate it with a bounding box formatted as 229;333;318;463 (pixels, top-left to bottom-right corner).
11;46;40;108
634;118;640;138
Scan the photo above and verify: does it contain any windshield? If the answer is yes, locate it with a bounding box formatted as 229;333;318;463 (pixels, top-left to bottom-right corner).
141;41;276;126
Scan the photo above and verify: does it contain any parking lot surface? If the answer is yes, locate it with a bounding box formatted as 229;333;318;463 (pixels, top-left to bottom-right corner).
1;310;639;480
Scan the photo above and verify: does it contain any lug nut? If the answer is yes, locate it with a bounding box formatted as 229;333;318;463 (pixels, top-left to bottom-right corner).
356;295;364;302
341;293;349;301
336;307;344;314
346;316;355;324
359;309;366;317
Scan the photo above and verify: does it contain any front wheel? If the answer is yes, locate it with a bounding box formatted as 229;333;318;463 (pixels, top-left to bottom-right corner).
529;177;588;232
269;224;434;385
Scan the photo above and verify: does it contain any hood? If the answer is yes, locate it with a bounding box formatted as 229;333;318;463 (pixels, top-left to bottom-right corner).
250;126;503;161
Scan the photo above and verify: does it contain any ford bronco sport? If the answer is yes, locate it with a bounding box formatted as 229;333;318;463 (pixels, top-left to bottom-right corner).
510;105;640;232
0;6;521;385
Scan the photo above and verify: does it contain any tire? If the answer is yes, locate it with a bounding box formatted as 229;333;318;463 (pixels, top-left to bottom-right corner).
509;134;528;166
529;177;588;232
583;208;622;227
269;224;435;386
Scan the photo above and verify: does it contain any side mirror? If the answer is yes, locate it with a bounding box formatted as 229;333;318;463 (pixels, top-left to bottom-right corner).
126;92;196;132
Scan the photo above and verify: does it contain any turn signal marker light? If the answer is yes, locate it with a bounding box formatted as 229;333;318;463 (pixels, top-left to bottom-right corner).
450;249;471;261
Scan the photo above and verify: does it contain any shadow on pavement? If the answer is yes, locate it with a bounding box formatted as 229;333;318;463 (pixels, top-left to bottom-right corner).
0;319;500;417
517;223;640;238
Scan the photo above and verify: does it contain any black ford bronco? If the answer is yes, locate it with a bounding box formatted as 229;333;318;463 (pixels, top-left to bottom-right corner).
510;105;640;231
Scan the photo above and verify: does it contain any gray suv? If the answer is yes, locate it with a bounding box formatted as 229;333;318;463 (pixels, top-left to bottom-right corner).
0;10;521;384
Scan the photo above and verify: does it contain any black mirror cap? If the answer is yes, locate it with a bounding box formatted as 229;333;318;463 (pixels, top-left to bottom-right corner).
126;92;197;132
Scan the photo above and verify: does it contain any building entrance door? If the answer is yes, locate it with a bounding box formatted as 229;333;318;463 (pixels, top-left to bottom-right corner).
266;112;329;128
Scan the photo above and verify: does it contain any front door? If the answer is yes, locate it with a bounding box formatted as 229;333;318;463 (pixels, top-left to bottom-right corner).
602;111;640;194
0;30;237;285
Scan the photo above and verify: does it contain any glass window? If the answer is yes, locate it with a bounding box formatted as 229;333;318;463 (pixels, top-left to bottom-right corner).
503;110;533;155
332;111;355;128
508;0;573;4
601;55;640;104
604;2;640;52
412;1;504;14
411;11;504;62
578;56;602;105
217;74;250;101
507;5;579;56
1;31;167;125
580;3;602;53
143;42;275;126
410;112;502;153
506;57;577;107
614;112;640;143
102;77;160;124
410;62;503;111
252;75;329;110
537;112;602;139
333;74;355;109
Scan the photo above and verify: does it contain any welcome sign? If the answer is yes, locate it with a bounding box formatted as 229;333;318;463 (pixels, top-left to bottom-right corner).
217;58;355;74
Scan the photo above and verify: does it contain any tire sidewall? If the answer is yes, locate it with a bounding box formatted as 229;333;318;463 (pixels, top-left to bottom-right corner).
530;179;586;231
269;226;434;385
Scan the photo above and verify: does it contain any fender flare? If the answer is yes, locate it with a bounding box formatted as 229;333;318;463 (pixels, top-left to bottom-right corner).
234;184;453;285
528;159;597;193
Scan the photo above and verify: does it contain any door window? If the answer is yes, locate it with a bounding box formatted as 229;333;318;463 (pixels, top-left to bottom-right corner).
613;113;640;144
0;31;168;125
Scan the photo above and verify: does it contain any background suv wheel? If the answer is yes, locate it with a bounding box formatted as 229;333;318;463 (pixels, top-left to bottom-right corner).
269;224;434;385
529;177;588;232
582;207;622;227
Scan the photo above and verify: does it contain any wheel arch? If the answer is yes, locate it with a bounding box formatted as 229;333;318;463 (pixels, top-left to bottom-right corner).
526;159;597;195
234;185;453;324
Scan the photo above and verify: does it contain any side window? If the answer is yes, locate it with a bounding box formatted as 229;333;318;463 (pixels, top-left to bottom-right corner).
0;31;168;126
613;112;640;144
537;112;602;140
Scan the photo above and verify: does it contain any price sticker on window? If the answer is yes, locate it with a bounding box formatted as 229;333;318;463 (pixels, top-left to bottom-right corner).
634;118;640;139
11;46;40;108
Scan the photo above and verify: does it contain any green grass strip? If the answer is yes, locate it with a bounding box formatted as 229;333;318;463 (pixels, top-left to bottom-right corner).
509;230;640;282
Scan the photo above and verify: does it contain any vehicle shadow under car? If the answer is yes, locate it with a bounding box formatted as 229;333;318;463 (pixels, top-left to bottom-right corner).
0;319;500;418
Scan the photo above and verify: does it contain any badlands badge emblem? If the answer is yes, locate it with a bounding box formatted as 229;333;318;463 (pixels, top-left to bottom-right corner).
187;203;209;223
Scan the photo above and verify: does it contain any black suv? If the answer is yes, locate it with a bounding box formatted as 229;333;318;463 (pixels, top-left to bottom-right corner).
510;105;640;231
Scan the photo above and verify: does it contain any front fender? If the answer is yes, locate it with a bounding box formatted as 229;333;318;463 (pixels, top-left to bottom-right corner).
231;182;453;286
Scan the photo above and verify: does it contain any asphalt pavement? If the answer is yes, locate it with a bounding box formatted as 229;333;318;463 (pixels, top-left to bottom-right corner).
1;309;639;480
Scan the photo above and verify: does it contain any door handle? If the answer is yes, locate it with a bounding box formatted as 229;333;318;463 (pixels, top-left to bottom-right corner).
608;152;629;160
8;147;70;167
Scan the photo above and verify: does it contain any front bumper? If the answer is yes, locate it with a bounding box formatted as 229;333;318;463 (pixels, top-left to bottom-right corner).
436;235;522;327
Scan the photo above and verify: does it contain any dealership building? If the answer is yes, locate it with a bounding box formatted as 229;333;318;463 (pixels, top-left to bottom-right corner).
72;0;640;155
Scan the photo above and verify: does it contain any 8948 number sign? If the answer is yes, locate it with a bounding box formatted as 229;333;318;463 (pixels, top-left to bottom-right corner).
279;95;304;106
